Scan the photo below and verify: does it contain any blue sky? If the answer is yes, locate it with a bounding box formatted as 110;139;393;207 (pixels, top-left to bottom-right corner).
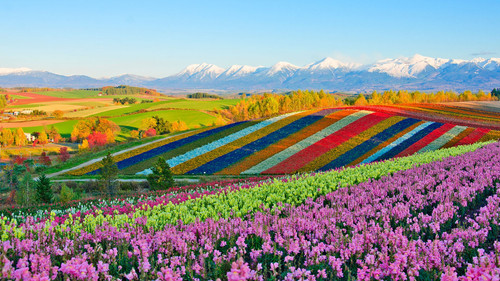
1;0;499;77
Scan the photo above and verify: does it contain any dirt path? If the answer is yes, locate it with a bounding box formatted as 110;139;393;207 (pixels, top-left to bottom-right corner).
0;119;64;128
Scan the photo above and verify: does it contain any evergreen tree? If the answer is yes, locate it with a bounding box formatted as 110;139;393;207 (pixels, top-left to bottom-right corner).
147;157;175;190
35;174;53;203
99;152;118;195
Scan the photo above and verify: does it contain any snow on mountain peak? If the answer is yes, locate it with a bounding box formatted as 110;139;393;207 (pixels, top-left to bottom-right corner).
305;57;360;71
177;63;225;78
0;67;32;75
369;54;448;78
268;61;299;75
221;65;259;77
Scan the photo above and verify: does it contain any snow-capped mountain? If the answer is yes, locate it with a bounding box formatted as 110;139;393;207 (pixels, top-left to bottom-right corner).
368;54;449;78
176;63;225;80
0;67;32;75
1;55;499;91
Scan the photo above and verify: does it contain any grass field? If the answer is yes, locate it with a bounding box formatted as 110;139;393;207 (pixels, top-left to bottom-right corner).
148;99;241;110
110;110;216;129
29;90;103;98
63;105;124;117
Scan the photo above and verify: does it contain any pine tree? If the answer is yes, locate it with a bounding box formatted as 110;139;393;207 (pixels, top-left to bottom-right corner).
99;152;118;195
147;157;175;190
35;174;53;203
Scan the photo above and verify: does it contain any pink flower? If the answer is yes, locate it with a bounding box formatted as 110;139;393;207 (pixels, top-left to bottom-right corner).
227;258;251;281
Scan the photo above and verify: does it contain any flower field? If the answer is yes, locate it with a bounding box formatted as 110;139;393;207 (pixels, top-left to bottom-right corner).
1;140;499;279
66;106;500;176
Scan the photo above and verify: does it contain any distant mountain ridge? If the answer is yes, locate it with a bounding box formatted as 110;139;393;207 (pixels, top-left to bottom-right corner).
1;54;499;92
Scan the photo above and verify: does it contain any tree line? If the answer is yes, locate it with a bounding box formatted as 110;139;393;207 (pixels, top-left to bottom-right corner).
217;89;497;122
102;85;161;96
187;92;223;99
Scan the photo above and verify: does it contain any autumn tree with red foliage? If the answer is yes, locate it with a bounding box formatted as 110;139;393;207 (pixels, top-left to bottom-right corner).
143;128;156;137
39;151;51;166
58;147;70;162
87;131;108;149
71;117;120;143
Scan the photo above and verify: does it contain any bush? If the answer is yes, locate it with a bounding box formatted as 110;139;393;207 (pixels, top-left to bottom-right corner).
58;147;70;162
59;184;78;203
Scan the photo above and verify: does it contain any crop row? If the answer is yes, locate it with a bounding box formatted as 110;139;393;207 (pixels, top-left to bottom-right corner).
1;141;499;279
0;176;275;222
130;109;500;175
2;140;490;242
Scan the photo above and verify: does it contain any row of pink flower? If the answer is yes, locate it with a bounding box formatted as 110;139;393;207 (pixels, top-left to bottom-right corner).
1;143;500;280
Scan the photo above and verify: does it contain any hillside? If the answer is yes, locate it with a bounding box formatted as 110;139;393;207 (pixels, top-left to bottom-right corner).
66;104;500;176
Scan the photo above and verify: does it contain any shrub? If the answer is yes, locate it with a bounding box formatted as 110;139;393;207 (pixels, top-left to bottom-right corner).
147;157;175;190
39;151;52;166
58;147;70;162
59;184;77;203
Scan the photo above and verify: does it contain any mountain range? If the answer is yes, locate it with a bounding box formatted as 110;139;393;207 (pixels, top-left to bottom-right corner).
1;54;499;92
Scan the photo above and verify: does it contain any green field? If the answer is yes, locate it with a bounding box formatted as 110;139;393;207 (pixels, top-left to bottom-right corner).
110;110;216;129
22;120;79;138
148;99;240;110
90;101;173;117
31;90;103;98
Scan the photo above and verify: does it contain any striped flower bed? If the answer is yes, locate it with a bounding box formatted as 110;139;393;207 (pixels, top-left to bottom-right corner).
68;107;500;176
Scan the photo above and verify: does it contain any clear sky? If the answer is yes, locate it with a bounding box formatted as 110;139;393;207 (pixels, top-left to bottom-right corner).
1;0;499;78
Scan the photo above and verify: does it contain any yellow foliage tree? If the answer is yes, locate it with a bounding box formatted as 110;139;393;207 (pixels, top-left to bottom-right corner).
38;130;48;145
78;139;89;151
15;128;26;146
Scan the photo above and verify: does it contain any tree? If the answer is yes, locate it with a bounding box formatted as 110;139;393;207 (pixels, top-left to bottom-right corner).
39;151;52;166
0;128;13;147
35;174;53;203
130;130;139;139
140;117;157;131
152;116;171;134
105;128;115;144
38;130;48;145
48;126;61;143
147;157;175;190
58;147;70;162
0;95;7;110
99;152;118;195
15;128;26;147
87;131;108;148
143;128;156;137
59;184;77;203
78;139;90;151
492;88;500;99
52;110;64;118
15;173;35;206
354;94;368;106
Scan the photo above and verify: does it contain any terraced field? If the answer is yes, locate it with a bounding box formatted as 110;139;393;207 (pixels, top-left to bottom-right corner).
66;106;500;176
